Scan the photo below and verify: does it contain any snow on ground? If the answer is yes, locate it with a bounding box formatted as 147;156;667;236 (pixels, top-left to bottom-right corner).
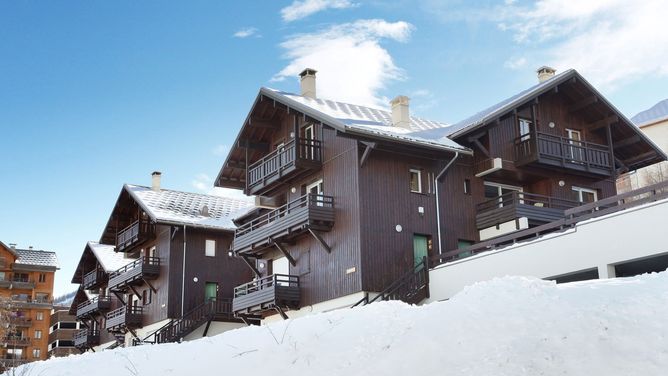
15;272;668;376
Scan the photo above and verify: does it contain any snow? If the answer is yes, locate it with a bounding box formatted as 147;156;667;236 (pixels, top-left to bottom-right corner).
16;272;668;376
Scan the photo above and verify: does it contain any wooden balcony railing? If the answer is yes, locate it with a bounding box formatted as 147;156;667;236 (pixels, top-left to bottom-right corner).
82;269;107;290
73;329;100;349
476;191;581;230
108;257;160;292
514;132;612;176
434;179;668;266
116;220;156;252
247;138;322;195
105;305;143;330
76;295;112;318
232;274;300;317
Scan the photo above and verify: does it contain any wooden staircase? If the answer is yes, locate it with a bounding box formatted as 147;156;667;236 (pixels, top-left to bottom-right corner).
134;299;237;345
352;257;430;307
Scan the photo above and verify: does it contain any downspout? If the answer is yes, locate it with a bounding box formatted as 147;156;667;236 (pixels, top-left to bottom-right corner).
435;152;459;255
181;224;186;317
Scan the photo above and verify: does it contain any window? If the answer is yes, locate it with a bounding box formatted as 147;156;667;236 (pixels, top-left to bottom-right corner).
464;179;471;195
34;330;42;339
0;257;5;268
572;186;598;203
38;273;46;283
0;272;5;281
306;179;324;206
409;169;422;193
36;312;43;321
205;240;216;257
205;282;218;301
484;181;523;207
59;322;77;329
566;129;584;162
142;289;152;305
518;118;532;141
13;273;29;282
32;348;40;358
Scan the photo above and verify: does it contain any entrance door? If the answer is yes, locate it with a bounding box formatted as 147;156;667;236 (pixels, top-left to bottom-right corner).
413;235;429;269
566;129;584;163
306;179;324;206
205;282;218;301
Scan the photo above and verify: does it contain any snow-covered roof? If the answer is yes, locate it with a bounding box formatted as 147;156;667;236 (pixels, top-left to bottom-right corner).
632;99;668;127
87;241;135;272
13;248;59;269
126;184;255;231
262;88;471;154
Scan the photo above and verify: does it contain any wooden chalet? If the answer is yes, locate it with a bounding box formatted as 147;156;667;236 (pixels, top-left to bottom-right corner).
215;67;666;321
70;174;255;349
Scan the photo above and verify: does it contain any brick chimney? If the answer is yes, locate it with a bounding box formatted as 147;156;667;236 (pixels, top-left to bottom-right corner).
537;66;557;83
151;171;162;191
299;68;317;99
390;95;411;129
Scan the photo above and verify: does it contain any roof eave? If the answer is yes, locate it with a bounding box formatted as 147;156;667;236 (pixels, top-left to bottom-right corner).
342;126;473;155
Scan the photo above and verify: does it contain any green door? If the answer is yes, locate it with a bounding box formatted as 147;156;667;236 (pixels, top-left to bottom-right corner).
413;235;429;269
205;282;218;301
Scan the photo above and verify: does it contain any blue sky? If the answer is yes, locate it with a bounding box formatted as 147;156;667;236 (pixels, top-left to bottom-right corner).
1;0;667;296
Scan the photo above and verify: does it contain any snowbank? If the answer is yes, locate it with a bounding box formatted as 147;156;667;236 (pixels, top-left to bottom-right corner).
15;272;668;376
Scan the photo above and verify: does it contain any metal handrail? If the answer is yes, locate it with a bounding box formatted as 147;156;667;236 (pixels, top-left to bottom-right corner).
234;193;334;238
234;274;300;297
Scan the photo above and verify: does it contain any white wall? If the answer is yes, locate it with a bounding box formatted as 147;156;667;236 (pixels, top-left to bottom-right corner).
263;291;368;324
183;321;245;341
427;197;668;302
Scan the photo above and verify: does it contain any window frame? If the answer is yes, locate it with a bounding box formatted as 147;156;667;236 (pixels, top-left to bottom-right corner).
518;117;532;141
34;330;42;339
205;239;216;257
409;169;423;193
572;186;598;203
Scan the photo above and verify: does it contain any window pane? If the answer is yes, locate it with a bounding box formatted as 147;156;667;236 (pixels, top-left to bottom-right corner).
205;240;216;257
484;184;499;198
409;170;421;192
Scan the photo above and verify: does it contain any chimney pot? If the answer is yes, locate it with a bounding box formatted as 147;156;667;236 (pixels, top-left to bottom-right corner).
151;171;162;191
299;68;317;99
390;95;411;129
537;66;557;83
9;243;16;249
28;246;33;250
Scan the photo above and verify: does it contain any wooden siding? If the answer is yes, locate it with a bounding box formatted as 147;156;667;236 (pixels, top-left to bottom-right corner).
357;148;440;292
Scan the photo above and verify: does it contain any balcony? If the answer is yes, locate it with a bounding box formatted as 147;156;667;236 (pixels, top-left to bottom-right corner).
514;132;613;177
108;257;160;292
232;193;334;254
247;138;322;196
82;269;107;290
476;191;580;231
1;337;31;347
0;276;35;290
11;297;52;309
105;306;143;331
73;329;100;349
76;296;112;319
9;317;32;328
116;220;156;252
232;274;300;318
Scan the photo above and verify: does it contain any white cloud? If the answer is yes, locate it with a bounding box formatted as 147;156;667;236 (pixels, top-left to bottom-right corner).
212;144;229;156
498;0;668;89
233;27;260;38
191;173;212;192
281;0;356;22
504;56;527;70
273;19;414;107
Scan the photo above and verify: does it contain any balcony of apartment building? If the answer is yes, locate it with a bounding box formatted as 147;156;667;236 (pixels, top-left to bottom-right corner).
246;138;322;196
514;132;613;177
108;257;160;292
73;329;100;350
232;274;300;320
115;220;156;252
476;191;581;234
9;316;32;328
76;296;112;319
0;273;36;290
82;268;107;290
1;336;31;347
0;357;29;368
104;306;143;331
11;294;52;309
231;193;335;255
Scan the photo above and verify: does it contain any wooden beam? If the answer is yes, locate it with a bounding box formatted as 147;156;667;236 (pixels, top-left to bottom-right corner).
359;142;375;168
606;124;616;177
589;115;619;131
143;278;157;294
470;138;490;158
129;285;142;298
237;139;269;152
308;228;331;253
614;135;641;148
247;119;278;129
240;255;261;278
226;160;247;169
622;151;657;166
273;241;296;267
569;95;598;113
